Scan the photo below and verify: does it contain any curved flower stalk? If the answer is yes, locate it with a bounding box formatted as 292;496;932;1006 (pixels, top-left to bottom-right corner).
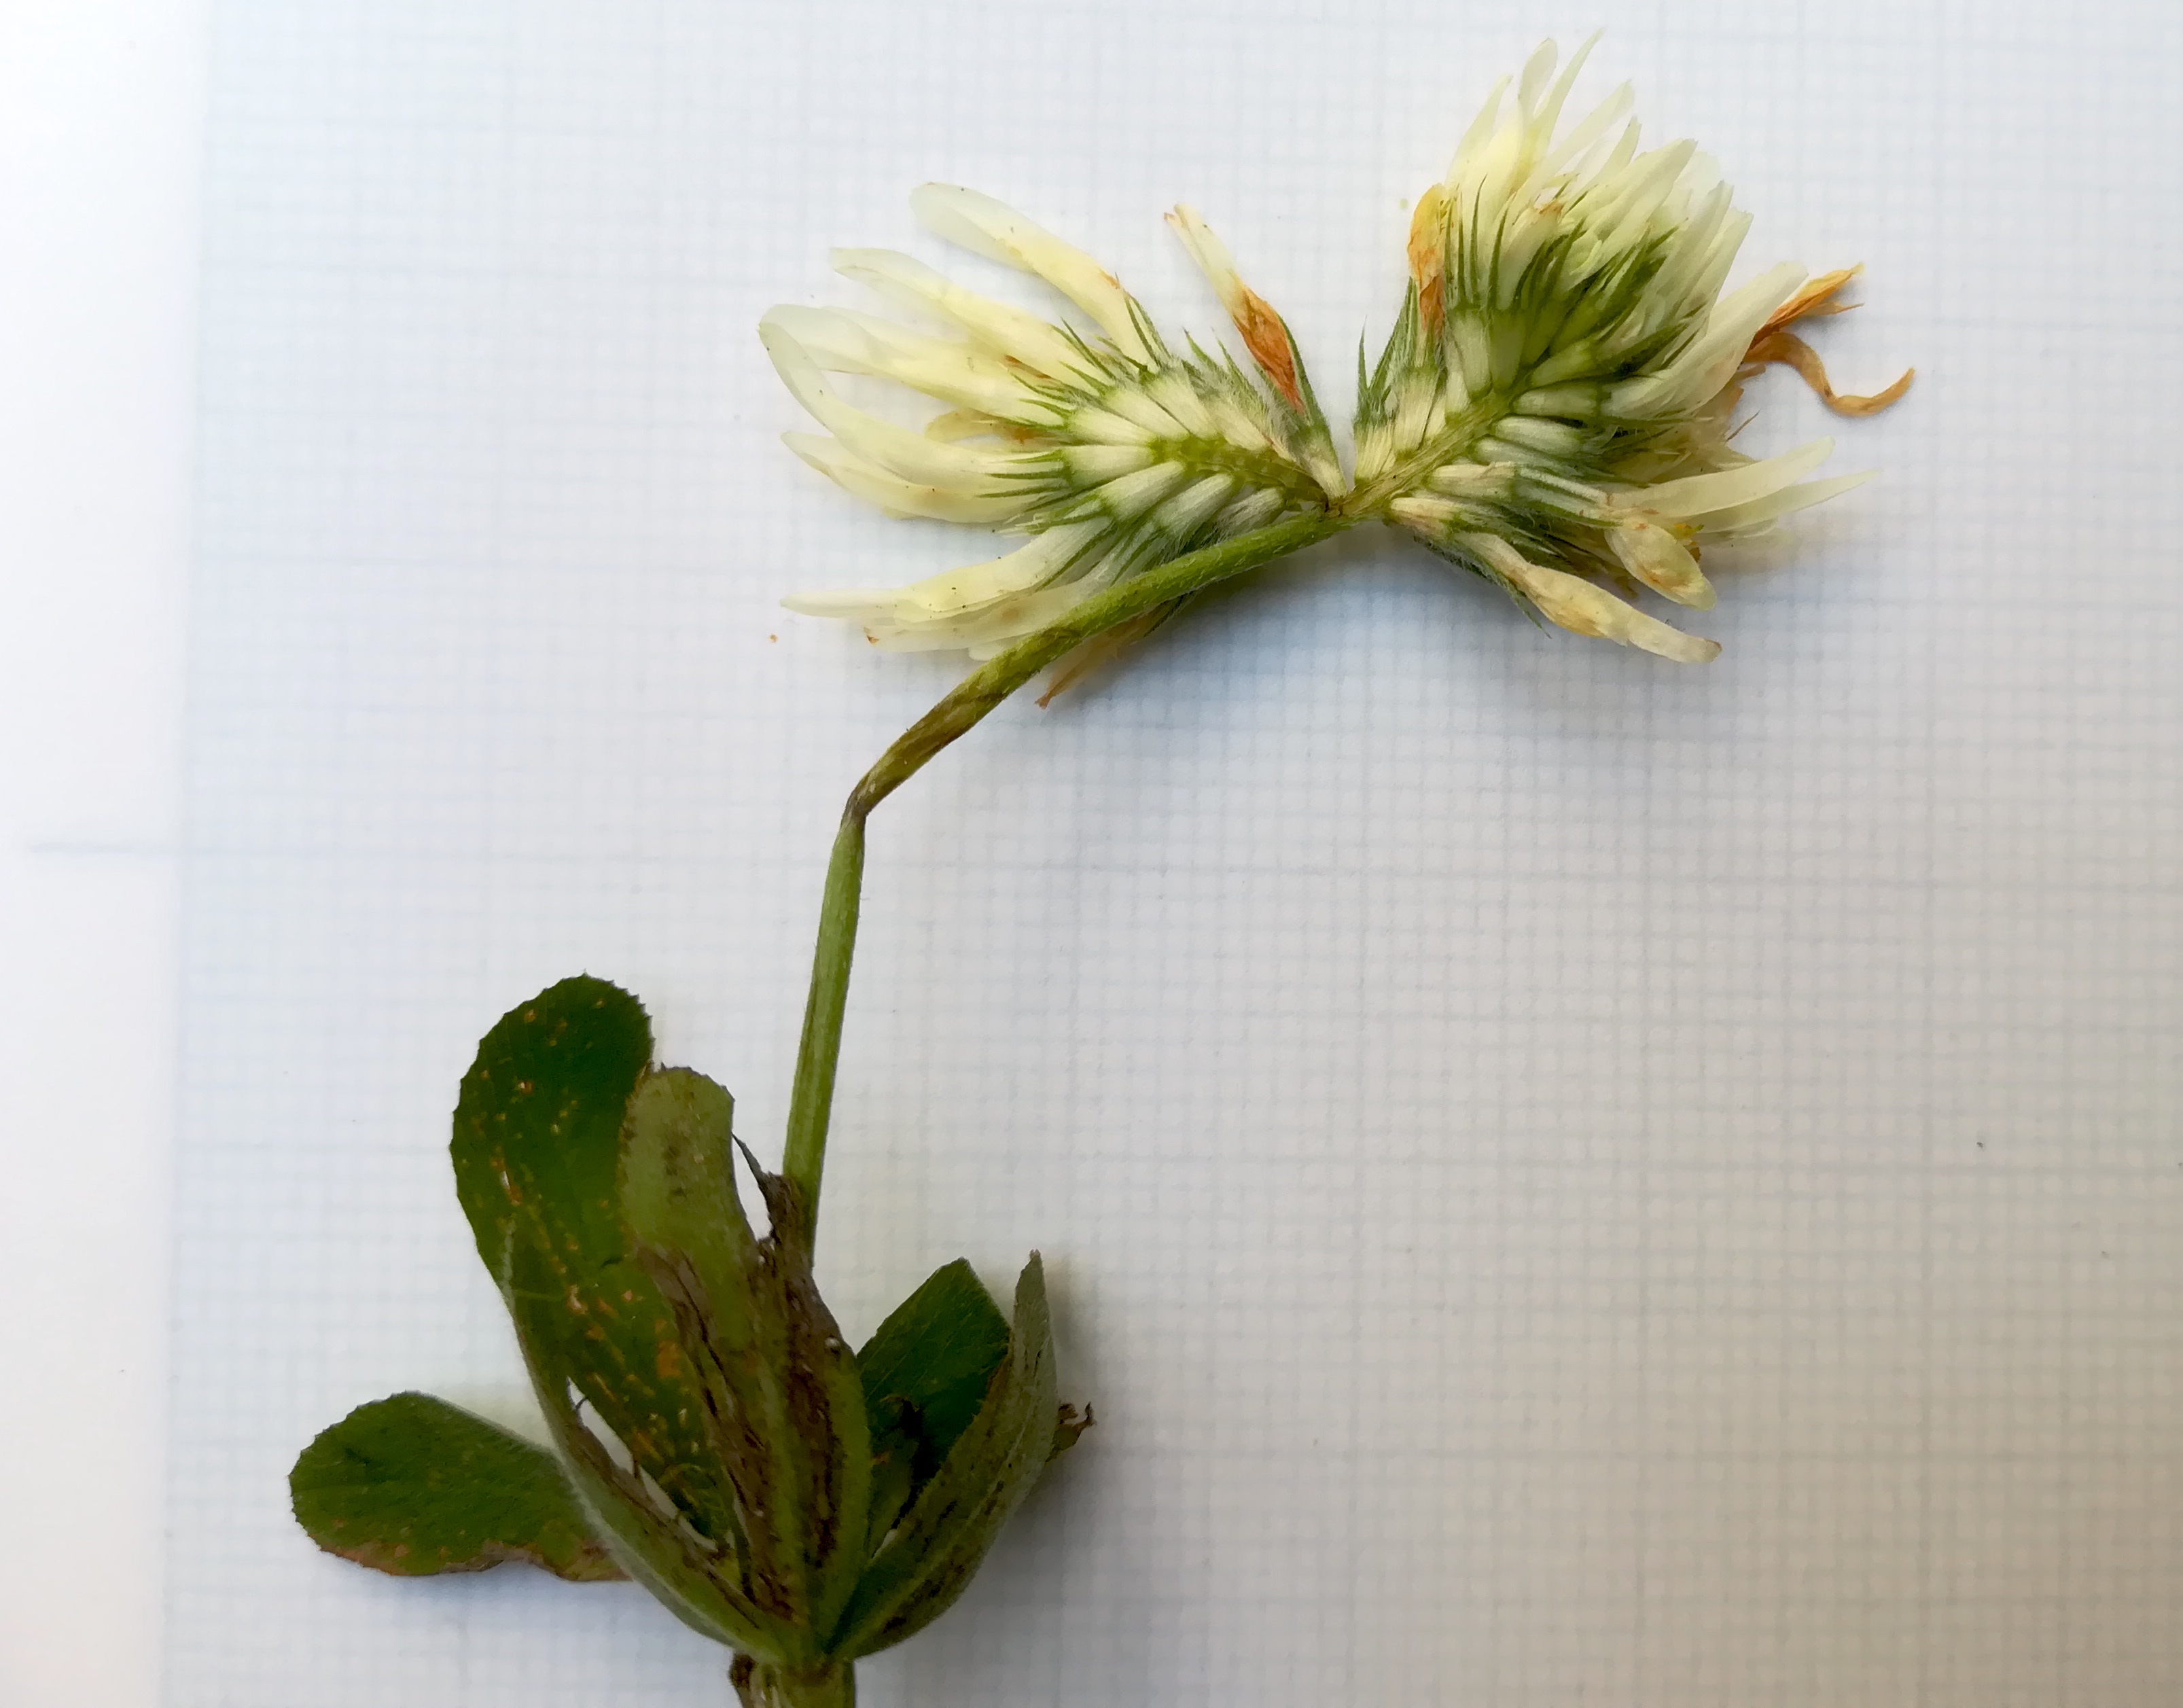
764;186;1340;656
777;37;1907;669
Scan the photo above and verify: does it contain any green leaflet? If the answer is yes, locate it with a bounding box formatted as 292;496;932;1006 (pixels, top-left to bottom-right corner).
855;1258;1014;1556
449;978;770;1650
857;1258;1011;1482
620;1067;873;1650
289;1391;622;1582
444;979;698;1504
831;1255;1063;1659
449;974;652;1282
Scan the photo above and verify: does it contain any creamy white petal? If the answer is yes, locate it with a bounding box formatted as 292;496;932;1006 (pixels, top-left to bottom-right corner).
779;584;905;620
1530;33;1600;148
1693;469;1875;537
1681;208;1755;317
761;323;1029;493
1143;370;1218;440
784;522;1107;635
1491;416;1584;457
1215;486;1287;534
1201;390;1275;455
889;522;1104;617
1635;183;1735;327
1353;419;1394;485
1607;260;1803;416
1618;438;1834;519
1150;473;1237;539
919;408;1015;442
1059;442;1156;484
1523;81;1633;202
1606;518;1714;609
1097;382;1189;440
760;305;1050;423
1426;461;1517;498
1516;37;1558;112
909;184;1152;363
1589;139;1697;260
1165;207;1251;326
898;567;1122;656
1061;404;1156;446
1086;461;1190;520
957;578;1114;656
1389;492;1463;531
1463;533;1720;662
1444;74;1510;181
1581;119;1641;205
1391;366;1439;457
829;247;1086;377
783;432;1024;524
1493;203;1566;302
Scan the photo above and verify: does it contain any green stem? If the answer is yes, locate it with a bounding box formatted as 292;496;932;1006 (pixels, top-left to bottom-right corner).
778;510;1353;1228
731;1656;855;1708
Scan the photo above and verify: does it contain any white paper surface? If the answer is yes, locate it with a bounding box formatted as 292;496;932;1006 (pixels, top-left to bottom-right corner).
0;6;202;1706
166;3;2183;1704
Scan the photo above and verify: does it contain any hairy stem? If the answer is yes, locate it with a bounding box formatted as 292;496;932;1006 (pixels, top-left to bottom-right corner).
778;510;1353;1231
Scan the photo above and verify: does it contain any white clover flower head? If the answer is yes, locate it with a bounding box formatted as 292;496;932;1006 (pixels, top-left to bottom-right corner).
1355;35;1909;660
763;187;1340;656
770;39;1909;666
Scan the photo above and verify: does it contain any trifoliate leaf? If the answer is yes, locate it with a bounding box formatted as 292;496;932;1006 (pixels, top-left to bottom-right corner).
448;978;767;1650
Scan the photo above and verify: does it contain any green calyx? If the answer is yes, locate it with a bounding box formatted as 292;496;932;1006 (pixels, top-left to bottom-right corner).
293;976;1088;1692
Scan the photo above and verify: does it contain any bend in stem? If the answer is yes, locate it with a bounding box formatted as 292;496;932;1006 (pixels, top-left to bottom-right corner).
776;511;1355;1231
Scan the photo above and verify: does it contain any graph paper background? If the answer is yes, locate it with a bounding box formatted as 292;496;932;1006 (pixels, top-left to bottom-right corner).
167;3;2183;1703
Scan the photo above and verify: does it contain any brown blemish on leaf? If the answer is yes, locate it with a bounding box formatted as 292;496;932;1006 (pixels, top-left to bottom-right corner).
321;1533;626;1582
656;1340;684;1379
